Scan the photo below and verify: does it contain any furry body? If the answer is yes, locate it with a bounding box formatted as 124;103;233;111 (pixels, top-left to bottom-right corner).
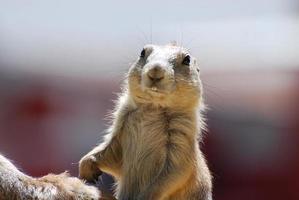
79;44;212;200
0;154;100;200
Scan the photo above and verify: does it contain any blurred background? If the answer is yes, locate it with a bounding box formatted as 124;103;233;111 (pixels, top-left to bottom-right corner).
1;0;299;199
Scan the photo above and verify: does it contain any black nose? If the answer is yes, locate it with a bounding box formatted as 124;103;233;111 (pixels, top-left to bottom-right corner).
147;66;165;82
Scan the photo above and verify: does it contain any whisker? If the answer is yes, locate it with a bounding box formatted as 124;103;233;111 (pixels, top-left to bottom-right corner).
179;24;184;48
150;18;153;44
135;25;150;45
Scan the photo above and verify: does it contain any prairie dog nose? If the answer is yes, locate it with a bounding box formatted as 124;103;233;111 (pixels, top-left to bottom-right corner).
147;66;165;82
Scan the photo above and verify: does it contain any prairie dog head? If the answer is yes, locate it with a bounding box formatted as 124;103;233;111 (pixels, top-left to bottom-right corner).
128;44;202;109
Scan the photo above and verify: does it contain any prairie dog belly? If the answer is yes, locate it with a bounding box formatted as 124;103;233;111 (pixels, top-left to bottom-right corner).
121;108;168;191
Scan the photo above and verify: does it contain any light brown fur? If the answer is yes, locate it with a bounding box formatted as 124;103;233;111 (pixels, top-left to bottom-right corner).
0;154;101;200
79;44;212;200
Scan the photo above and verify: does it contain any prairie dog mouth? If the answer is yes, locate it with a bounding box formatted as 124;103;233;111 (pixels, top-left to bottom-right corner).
151;86;158;92
144;85;169;95
141;77;175;95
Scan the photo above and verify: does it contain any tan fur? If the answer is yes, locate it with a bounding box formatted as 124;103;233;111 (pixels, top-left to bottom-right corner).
79;44;212;200
0;154;101;200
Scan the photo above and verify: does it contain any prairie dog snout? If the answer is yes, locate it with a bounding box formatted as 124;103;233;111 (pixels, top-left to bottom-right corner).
147;65;165;82
142;62;173;92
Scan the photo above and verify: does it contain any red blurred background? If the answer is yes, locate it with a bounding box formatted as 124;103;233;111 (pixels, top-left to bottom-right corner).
1;1;299;199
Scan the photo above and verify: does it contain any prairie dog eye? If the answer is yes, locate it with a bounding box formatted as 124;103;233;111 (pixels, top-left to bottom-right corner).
182;55;191;65
140;49;146;58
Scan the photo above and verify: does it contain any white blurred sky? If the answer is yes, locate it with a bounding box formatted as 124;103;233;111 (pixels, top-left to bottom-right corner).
0;0;298;77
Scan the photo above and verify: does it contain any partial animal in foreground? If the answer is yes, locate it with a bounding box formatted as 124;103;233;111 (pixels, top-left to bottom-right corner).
0;154;101;200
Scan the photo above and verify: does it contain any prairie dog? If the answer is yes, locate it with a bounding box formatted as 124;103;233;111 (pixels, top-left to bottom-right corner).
79;44;212;200
0;154;100;200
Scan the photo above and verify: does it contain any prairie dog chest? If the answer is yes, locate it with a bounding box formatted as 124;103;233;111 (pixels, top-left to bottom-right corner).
122;108;168;151
121;107;196;159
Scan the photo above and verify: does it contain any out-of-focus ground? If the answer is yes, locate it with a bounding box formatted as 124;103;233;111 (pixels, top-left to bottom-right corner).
1;1;299;200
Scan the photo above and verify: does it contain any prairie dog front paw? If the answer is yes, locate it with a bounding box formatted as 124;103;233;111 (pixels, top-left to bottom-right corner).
79;155;102;182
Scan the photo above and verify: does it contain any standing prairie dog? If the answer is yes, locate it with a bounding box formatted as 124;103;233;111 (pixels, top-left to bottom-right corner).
79;44;212;200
